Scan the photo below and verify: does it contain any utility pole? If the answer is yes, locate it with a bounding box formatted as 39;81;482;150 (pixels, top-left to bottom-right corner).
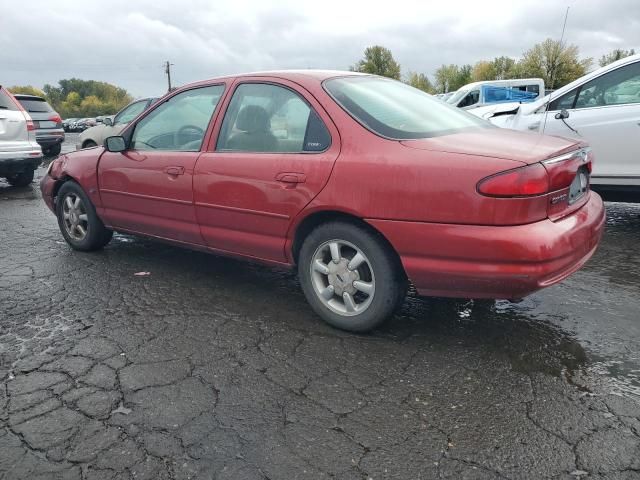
164;61;173;92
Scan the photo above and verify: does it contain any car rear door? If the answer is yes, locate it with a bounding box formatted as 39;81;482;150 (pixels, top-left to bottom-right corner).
544;60;640;183
193;78;340;263
97;84;226;244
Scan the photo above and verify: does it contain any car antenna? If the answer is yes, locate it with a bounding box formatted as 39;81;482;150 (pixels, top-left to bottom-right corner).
542;6;570;133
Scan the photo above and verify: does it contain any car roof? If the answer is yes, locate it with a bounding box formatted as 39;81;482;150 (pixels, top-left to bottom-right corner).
180;69;369;89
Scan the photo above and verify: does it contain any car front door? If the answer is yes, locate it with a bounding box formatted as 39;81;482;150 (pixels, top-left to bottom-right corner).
98;84;225;244
543;61;640;183
193;79;339;263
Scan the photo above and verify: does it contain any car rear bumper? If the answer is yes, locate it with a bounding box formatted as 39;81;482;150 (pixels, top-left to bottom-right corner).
366;192;605;299
0;151;43;175
36;130;65;147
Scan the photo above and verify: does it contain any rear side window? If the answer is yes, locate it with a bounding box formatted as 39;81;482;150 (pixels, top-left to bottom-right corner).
0;89;19;111
16;97;53;113
216;83;331;153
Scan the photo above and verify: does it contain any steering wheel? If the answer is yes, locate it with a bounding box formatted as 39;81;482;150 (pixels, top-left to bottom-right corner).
175;125;204;148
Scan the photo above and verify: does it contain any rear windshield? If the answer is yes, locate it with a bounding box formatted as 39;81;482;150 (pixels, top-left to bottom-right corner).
0;89;19;111
16;97;54;113
324;76;490;139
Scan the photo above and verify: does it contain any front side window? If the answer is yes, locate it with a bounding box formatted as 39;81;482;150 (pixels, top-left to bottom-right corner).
115;100;148;125
458;89;480;108
216;83;330;153
325;76;489;139
550;62;640;111
131;85;224;151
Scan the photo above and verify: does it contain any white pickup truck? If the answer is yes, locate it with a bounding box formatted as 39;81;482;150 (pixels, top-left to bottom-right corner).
469;54;640;201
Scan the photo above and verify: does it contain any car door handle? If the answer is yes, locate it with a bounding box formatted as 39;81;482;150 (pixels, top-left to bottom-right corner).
275;172;306;184
165;166;185;176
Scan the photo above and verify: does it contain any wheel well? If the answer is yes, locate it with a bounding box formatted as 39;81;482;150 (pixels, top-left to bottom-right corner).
82;139;97;148
291;211;407;278
52;175;75;202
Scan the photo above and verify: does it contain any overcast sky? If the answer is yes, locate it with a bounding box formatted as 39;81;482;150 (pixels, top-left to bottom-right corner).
1;0;639;97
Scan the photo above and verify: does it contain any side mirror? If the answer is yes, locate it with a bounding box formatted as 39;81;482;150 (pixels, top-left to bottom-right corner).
105;136;126;152
104;117;113;126
555;109;570;120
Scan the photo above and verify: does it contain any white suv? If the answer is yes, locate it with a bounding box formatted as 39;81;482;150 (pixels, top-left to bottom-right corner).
471;54;640;201
0;86;42;186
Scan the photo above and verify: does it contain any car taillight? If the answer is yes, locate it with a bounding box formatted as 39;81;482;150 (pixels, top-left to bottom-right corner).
477;163;549;197
26;119;36;131
49;114;62;123
543;148;593;191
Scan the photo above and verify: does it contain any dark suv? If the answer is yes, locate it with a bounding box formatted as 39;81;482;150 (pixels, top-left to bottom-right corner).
13;94;65;156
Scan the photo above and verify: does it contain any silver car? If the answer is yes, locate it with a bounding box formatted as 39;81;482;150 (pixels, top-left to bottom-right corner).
78;98;156;149
0;86;42;186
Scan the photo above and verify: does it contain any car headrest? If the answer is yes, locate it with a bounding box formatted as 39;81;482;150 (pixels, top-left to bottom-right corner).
235;105;271;133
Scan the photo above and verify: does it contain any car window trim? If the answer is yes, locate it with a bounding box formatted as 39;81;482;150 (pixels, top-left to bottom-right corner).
125;83;227;153
214;80;332;155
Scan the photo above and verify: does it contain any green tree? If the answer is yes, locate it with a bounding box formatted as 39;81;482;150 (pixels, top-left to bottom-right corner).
518;38;592;89
351;46;401;79
8;85;46;97
43;78;133;118
405;72;434;93
434;64;472;92
599;48;636;67
491;56;518;79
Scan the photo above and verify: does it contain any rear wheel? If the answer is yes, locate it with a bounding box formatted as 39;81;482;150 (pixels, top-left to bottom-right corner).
56;181;113;251
83;140;97;148
44;144;62;156
298;221;407;332
6;169;35;187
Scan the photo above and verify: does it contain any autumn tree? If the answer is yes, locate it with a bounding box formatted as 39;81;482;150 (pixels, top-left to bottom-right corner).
599;48;636;67
405;72;434;93
8;85;46;97
351;46;401;79
471;61;497;82
518;38;591;89
42;79;133;118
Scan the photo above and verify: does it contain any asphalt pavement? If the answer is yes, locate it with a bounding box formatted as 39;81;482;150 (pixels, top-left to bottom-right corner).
1;135;639;479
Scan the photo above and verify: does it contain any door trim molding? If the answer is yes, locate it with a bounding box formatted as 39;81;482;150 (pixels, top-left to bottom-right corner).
100;188;193;205
195;201;290;219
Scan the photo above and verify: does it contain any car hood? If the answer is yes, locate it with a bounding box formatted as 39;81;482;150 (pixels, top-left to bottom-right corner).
400;127;583;164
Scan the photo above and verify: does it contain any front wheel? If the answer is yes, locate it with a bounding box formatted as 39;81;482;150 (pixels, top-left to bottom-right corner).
298;221;407;332
82;140;97;148
56;181;113;251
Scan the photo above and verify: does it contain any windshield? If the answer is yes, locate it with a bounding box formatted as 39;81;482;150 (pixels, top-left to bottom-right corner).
324;77;489;139
446;88;469;105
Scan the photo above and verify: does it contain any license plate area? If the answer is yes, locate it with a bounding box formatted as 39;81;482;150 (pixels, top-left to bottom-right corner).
38;120;57;128
568;166;589;205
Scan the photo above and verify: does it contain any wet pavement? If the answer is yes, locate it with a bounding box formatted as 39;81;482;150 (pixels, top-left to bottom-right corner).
1;136;639;479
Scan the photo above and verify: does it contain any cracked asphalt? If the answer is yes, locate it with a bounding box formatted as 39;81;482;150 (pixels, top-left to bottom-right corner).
1;134;639;479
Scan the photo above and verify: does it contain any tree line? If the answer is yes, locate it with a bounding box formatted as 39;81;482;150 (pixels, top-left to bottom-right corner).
351;43;636;94
9;79;133;119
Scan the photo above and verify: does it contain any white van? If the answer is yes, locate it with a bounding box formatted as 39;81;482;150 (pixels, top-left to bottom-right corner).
446;78;545;109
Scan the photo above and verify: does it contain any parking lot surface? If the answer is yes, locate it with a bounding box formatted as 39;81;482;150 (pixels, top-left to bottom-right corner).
1;136;639;479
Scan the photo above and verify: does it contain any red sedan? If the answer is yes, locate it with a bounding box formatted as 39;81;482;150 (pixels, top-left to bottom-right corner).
41;71;605;332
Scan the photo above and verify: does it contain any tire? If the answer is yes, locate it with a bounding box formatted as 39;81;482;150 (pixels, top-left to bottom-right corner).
56;181;113;251
6;169;35;187
83;140;98;148
298;221;407;332
44;143;62;157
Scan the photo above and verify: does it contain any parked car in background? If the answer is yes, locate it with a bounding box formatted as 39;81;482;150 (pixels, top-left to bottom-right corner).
470;54;640;201
0;86;42;186
63;118;79;132
77;98;156;149
74;118;97;131
42;71;604;332
447;78;544;109
13;94;65;156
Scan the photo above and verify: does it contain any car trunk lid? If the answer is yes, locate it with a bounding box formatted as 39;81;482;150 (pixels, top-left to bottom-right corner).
401;128;581;165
